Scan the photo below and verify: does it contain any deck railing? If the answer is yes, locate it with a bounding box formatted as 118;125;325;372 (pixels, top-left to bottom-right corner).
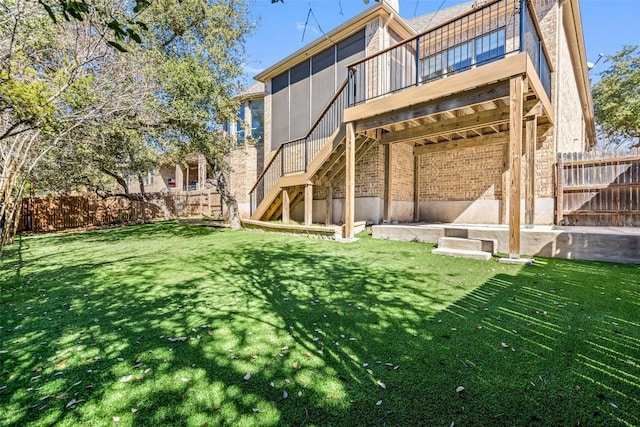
249;80;349;214
348;0;551;106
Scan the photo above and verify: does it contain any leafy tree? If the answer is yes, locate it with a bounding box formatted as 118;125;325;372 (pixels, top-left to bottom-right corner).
36;0;151;51
1;0;133;253
592;45;640;149
1;0;252;254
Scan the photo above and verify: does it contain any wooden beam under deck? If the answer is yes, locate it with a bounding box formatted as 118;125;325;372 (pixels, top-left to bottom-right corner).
344;122;356;240
508;75;524;258
304;184;313;226
354;82;511;134
413;132;509;155
380;103;527;145
282;189;290;224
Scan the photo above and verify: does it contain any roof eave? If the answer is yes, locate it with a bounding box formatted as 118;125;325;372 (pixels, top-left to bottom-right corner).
254;3;416;82
564;0;596;147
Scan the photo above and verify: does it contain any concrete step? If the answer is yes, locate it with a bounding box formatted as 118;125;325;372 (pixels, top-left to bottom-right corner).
431;247;493;261
437;237;498;254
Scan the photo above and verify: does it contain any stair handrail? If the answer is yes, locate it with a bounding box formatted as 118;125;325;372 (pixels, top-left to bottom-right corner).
249;79;349;212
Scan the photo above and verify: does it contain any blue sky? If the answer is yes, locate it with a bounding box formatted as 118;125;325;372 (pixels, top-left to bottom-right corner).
242;0;640;85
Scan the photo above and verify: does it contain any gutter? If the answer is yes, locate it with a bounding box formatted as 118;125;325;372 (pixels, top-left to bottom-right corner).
564;0;596;147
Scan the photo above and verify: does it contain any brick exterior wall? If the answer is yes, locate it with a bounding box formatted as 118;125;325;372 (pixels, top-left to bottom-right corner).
246;0;590;225
391;143;414;202
227;143;263;217
419;144;505;202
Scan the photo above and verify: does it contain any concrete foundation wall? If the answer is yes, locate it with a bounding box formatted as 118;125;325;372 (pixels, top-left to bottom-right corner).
373;224;640;264
418;198;554;224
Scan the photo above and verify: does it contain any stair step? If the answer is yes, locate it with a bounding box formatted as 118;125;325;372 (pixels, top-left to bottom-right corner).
431;248;493;261
437;237;497;254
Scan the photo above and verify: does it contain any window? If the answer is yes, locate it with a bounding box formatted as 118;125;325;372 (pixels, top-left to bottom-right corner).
475;29;506;65
422;52;445;81
143;171;155;186
420;28;506;82
447;41;473;72
250;99;264;145
236;104;245;143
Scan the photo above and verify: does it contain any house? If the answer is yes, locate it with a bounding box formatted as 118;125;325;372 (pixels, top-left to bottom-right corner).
231;0;595;258
126;154;211;193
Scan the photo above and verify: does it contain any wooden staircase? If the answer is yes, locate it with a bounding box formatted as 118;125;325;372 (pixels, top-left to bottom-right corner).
249;79;370;222
253;129;374;222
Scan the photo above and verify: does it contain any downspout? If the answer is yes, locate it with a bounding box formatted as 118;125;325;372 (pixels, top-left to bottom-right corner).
555;0;566;225
555;0;567;156
383;11;395;49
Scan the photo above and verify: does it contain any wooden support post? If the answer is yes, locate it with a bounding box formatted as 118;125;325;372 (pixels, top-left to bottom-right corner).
525;115;537;226
326;185;333;225
508;76;524;258
304;184;313;226
383;143;393;222
198;154;206;190
344;122;356;240
413;155;420;222
282;189;290;224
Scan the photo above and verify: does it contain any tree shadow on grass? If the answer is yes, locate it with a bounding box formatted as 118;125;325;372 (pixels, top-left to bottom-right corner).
0;225;638;426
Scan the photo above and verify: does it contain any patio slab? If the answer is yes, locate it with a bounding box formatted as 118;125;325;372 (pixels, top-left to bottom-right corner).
372;223;640;264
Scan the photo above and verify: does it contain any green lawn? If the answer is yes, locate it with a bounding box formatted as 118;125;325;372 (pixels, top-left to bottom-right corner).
1;222;638;426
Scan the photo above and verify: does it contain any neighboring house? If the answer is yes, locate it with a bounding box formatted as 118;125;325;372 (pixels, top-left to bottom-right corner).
127;154;211;193
237;0;594;258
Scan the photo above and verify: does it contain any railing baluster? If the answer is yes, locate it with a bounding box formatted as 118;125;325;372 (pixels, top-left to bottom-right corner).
345;0;549;106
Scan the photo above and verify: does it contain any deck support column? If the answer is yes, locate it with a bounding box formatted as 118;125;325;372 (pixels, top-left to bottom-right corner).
282;189;290;224
413;155;420;222
344;122;356;240
325;185;333;225
304;183;313;226
506;75;525;261
383;143;393;223
525;114;537;226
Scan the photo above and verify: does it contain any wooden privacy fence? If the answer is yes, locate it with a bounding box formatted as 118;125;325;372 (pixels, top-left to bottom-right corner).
18;191;223;233
557;148;640;226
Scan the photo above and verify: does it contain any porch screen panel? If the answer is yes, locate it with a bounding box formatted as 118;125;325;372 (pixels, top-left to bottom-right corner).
336;29;365;86
271;71;289;151
311;46;336;122
289;60;311;140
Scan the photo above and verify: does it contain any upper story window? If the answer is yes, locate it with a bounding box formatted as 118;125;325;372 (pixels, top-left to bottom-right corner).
421;28;506;82
236;104;246;142
225;98;264;145
250;99;264;145
475;29;506;65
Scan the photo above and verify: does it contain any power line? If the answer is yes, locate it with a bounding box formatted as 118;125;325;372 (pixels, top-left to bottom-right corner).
424;0;448;29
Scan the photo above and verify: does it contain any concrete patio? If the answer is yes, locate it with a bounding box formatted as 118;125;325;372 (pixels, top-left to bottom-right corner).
372;223;640;264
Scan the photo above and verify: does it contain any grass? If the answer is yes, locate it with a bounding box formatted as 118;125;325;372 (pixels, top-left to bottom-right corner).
0;222;638;427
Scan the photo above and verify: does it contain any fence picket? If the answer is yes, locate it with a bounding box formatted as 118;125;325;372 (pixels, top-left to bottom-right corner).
557;150;640;226
18;191;223;233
